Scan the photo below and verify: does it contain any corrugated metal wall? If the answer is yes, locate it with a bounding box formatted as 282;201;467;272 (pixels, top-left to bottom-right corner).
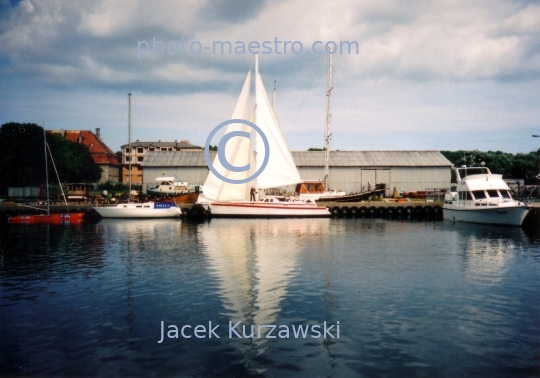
140;151;452;195
142;166;450;195
288;167;449;195
390;167;450;192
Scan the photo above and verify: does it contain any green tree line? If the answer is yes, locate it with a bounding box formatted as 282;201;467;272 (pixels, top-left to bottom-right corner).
440;149;540;183
0;122;102;195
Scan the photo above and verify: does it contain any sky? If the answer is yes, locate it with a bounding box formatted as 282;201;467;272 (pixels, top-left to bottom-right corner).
0;0;539;154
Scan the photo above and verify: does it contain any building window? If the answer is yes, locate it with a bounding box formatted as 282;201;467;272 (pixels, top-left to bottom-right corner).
137;157;143;162
137;147;144;153
149;147;155;151
125;147;131;153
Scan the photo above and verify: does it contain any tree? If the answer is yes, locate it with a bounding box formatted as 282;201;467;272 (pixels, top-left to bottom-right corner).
0;122;102;195
307;147;326;151
440;149;540;182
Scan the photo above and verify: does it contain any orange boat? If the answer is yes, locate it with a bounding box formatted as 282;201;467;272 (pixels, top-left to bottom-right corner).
8;212;85;224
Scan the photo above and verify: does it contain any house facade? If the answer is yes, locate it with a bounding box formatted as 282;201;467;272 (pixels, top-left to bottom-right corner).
48;128;120;183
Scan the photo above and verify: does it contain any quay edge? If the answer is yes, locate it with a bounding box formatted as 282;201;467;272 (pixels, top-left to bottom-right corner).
1;202;538;225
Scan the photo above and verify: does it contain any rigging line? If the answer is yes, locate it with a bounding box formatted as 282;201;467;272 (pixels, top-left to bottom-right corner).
46;142;68;206
290;52;327;140
340;68;374;151
16;203;49;212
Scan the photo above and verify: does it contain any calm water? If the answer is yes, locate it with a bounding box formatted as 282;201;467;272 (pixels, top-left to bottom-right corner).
0;218;539;377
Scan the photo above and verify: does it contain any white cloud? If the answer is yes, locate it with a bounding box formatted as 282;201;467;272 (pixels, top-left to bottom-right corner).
0;0;538;153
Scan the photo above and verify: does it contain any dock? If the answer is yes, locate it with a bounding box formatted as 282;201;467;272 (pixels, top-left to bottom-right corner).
316;200;443;218
1;201;538;226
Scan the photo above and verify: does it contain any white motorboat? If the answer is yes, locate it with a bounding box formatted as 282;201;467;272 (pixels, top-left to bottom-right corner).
147;177;189;196
442;166;531;226
93;94;181;219
94;201;181;218
197;57;330;218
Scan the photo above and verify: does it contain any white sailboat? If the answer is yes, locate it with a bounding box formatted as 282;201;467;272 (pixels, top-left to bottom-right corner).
197;57;330;218
93;94;181;218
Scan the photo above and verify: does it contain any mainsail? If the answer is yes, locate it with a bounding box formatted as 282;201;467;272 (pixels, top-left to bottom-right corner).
200;71;253;202
254;73;301;189
199;58;301;202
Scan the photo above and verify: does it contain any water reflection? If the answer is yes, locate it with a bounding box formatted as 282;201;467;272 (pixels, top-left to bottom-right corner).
443;221;533;286
198;218;331;372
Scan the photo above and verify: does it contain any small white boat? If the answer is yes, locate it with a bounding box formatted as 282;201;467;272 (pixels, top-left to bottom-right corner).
93;94;181;219
146;177;189;196
94;201;181;218
443;166;531;226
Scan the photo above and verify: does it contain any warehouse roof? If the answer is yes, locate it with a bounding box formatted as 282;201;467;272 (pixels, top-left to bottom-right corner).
141;150;452;168
293;150;452;167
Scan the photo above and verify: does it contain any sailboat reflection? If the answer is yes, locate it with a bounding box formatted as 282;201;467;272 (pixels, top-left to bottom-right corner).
199;219;329;351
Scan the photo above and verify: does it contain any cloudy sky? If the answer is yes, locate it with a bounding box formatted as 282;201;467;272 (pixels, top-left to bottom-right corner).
0;0;538;153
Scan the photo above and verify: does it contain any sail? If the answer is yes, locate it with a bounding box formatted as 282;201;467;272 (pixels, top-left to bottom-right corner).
254;73;301;189
199;71;253;202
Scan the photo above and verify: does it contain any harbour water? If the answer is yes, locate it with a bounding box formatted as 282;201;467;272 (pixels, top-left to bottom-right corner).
0;218;539;377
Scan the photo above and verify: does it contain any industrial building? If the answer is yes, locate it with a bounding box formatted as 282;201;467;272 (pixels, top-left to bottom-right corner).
141;150;452;196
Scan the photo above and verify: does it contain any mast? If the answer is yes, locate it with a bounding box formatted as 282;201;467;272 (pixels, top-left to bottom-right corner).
324;45;333;190
128;93;132;202
254;56;259;198
43;127;50;215
272;80;276;111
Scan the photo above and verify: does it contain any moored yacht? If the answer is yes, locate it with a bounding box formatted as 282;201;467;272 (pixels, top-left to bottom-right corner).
146;177;189;197
197;56;330;218
442;166;531;226
93;201;181;218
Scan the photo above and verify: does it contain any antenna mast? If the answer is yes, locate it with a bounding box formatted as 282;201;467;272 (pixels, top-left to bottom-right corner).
43;126;50;214
128;93;132;202
324;46;333;190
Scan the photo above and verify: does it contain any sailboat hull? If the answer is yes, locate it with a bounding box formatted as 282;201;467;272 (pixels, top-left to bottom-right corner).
203;202;331;218
9;212;85;224
94;202;182;218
